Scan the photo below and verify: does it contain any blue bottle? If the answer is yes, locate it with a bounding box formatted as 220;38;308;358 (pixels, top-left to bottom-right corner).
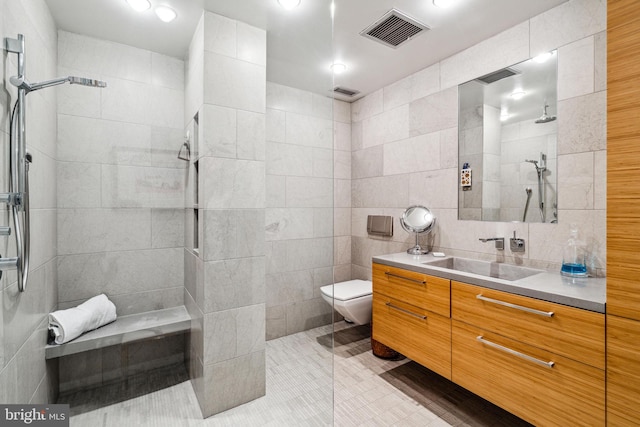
561;224;588;277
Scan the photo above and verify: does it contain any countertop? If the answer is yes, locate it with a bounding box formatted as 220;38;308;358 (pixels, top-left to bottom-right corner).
372;253;606;313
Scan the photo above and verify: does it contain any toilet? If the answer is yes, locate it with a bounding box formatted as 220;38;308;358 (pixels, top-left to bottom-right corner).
320;280;372;325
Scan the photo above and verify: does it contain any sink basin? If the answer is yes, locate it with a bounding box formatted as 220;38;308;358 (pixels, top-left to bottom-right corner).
423;257;543;281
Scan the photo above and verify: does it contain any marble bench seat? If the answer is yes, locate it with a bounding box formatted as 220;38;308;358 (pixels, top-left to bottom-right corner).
45;306;191;359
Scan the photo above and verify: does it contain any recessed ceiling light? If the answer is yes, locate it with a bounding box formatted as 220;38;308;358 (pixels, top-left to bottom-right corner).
533;51;554;63
126;0;151;12
510;91;526;100
330;63;347;75
155;6;177;22
500;112;510;121
433;0;454;8
278;0;301;10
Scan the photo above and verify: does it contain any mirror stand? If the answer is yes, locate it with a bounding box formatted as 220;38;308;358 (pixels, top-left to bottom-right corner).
407;232;429;255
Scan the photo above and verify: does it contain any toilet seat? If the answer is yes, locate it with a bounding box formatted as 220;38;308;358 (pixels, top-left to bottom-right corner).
320;280;371;301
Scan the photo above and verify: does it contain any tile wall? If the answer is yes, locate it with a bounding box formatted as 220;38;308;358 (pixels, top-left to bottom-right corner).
0;0;58;404
55;31;186;391
351;0;607;278
264;83;351;339
184;11;267;417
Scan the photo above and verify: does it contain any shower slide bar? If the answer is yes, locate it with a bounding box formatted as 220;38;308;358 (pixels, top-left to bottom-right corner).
3;34;106;292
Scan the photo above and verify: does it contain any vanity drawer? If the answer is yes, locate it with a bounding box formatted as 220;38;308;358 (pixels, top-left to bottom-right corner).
373;263;450;317
451;281;605;369
373;294;451;379
452;320;605;427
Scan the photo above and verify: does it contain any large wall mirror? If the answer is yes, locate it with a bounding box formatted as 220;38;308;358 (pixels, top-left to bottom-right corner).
458;51;558;223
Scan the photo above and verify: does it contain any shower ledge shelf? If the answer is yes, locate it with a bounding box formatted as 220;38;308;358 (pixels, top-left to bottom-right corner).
45;306;190;359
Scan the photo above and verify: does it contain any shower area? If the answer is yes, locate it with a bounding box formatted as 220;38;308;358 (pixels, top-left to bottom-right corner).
0;0;339;422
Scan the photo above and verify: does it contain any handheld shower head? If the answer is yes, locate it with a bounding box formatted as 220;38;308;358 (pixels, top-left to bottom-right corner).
68;76;107;87
10;75;107;93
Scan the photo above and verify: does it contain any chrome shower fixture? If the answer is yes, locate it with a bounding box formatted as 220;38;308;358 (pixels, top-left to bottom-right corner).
3;33;107;292
535;104;556;124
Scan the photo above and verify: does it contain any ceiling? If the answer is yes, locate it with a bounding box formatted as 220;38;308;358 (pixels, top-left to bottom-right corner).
44;0;569;102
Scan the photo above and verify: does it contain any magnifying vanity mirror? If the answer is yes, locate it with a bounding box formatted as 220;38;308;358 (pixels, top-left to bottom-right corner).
400;205;436;254
458;50;558;223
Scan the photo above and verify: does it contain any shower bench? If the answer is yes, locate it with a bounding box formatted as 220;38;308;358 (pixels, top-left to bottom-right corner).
44;306;191;359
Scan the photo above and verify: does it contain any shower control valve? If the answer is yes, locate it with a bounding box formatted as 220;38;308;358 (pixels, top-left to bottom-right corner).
0;192;22;206
510;231;525;253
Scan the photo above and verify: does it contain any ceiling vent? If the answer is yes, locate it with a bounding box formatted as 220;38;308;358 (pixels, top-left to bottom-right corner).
475;67;519;84
333;86;360;97
360;9;430;49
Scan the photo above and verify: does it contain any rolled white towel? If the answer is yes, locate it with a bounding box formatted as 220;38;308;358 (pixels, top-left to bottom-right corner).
48;294;117;345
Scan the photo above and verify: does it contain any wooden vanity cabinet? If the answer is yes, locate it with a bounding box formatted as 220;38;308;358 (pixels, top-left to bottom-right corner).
372;263;452;379
452;281;606;426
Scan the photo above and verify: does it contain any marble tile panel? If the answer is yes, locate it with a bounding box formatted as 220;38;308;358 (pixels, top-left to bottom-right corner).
352;175;409;208
594;150;606;210
351;89;383;123
150;126;188;169
25;91;56;159
266;108;285;143
352;146;383;179
312;93;334;120
237;110;265;161
333;99;351;124
202;209;264;261
335;179;351;209
204;257;265;313
265;208;314;241
265;305;286;340
266;82;313;115
267;238;334;274
334;207;352;237
440;22;529;89
202;350;265;417
383;132;441;176
557;91;606;154
285;112;333;149
29;209;56;270
200;158;264;209
351;121;363;151
237;22;266;67
530;0;606;55
56;67;102;119
410;63;441;102
334;236;352;266
409;169;458;209
314;208;334;238
285;298;332;336
236;304;266;356
57;208;151;255
200;104;237;158
58;31;151;83
313;147;333;178
203;309;237;364
101;77;152;125
29;149;56;210
285;177;333;208
557;152;594;210
558;36;594;101
266;175;286;208
151;53;185;91
151;208;185;248
101;165;184;208
57;114;151;166
409;87;458;137
57;161;101;208
204;52;266;113
440;127;459;169
594;31;606;93
362;105;409;148
334;121;352;152
149;85;184;130
266;142;313;177
107;287;183;316
203;12;237;58
334;149;351;180
383;76;411;111
58;349;102;393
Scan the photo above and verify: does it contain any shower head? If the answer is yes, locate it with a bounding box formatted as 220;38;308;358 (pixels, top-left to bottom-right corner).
525;187;532;195
535;104;556;124
10;75;107;93
525;159;539;166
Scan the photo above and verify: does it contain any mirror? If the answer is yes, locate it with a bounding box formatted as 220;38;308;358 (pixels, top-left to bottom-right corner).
458;51;558;223
400;205;436;254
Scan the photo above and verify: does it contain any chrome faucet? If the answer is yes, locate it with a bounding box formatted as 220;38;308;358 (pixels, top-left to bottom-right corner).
479;237;504;250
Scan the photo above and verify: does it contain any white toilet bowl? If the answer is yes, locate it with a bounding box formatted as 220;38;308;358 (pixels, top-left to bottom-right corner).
320;280;372;325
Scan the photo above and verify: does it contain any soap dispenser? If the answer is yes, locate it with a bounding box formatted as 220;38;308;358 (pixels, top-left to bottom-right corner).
561;224;588;277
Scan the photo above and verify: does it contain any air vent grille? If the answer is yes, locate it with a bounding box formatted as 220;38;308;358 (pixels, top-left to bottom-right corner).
334;87;360;97
475;68;519;84
360;9;429;49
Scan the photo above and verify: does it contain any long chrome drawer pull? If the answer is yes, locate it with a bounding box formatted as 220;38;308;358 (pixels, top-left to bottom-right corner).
385;302;427;320
476;294;554;317
385;272;426;285
477;336;555;368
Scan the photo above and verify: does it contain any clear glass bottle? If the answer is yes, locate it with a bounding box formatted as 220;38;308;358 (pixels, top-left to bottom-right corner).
561;224;588;277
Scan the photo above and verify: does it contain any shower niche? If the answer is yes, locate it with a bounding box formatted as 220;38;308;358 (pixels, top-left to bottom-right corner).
457;51;558;223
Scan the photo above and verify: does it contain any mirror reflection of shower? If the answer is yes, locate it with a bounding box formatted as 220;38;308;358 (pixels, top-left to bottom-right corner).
524;153;547;223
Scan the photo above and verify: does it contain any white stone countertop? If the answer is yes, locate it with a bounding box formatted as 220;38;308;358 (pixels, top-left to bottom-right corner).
373;253;606;313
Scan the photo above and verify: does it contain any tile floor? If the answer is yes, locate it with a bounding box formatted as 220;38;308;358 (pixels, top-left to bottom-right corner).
64;321;531;426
